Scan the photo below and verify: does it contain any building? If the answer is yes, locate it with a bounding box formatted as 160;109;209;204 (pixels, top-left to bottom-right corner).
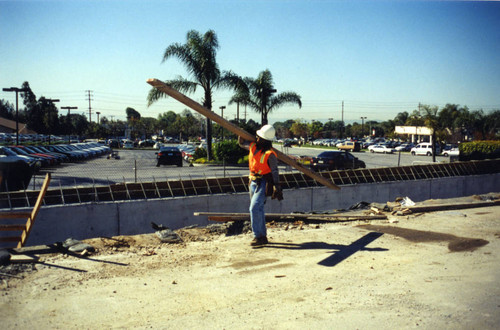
394;126;433;143
0;117;37;134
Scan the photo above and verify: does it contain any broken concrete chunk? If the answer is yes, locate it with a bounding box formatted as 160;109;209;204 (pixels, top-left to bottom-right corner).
155;229;182;243
62;238;96;253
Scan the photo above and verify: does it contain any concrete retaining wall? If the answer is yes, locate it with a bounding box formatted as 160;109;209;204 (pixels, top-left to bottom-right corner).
22;173;500;246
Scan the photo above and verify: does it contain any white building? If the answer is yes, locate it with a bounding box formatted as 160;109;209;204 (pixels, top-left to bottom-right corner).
394;126;433;143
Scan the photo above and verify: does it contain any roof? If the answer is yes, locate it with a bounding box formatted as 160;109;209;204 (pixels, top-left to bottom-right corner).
0;117;37;134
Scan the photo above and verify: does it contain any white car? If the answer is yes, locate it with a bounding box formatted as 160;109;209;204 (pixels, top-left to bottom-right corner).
411;143;440;156
395;143;414;152
369;144;396;154
441;148;459;157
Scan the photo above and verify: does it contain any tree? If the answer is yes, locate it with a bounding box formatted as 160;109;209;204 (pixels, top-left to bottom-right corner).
126;107;141;121
147;29;245;160
290;119;308;138
0;100;14;120
406;110;424;126
394;111;409;126
308;120;323;140
229;69;302;125
72;114;90;136
421;104;440;162
157;111;178;136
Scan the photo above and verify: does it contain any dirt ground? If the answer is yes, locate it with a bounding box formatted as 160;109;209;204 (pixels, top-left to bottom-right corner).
1;194;499;329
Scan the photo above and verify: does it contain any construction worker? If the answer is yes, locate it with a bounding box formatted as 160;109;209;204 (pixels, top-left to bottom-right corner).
238;124;283;246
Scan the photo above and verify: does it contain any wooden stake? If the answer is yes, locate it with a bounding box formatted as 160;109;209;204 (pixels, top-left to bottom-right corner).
147;79;340;190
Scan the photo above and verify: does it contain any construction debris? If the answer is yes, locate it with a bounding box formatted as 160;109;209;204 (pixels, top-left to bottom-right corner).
151;222;183;243
61;238;96;254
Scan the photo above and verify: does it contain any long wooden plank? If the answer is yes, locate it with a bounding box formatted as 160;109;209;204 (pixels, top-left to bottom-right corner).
147;78;340;190
196;211;386;220
18;173;51;248
407;200;500;213
207;215;387;222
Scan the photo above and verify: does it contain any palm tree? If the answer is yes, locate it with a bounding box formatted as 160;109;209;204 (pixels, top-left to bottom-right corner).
147;29;244;160
229;69;302;125
421;105;440;162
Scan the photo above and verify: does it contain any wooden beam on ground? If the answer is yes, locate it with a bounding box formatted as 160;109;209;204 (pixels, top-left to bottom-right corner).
406;199;500;213
147;78;340;190
195;212;386;222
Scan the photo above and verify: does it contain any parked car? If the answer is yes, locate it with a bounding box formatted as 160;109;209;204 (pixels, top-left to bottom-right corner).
153;142;164;149
138;139;155;148
411;143;441;156
0;146;41;171
156;146;183;167
310;151;366;171
336;141;361;152
441;147;459;157
177;144;196;161
122;140;134;149
395;143;414;152
369;144;396;154
108;139;120;148
0;158;34;191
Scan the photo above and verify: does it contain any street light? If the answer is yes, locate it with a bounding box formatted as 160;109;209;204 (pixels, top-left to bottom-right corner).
45;98;60;145
360;116;367;138
2;87;30;145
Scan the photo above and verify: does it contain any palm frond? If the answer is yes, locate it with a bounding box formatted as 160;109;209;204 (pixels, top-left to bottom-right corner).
268;92;302;113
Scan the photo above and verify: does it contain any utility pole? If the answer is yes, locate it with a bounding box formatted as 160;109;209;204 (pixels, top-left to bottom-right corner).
61;106;78;143
86;90;93;122
341;100;344;139
2;86;30;145
236;101;240;123
45;98;60;145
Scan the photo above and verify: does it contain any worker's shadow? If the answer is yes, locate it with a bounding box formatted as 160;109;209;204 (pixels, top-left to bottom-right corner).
264;232;387;267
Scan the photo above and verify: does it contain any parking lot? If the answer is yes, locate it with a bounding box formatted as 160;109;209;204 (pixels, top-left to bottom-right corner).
29;145;453;190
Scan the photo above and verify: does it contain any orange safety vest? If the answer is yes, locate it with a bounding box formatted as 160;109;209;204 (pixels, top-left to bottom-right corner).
248;142;277;176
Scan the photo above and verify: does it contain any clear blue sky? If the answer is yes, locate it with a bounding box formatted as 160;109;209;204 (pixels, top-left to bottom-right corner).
1;0;499;125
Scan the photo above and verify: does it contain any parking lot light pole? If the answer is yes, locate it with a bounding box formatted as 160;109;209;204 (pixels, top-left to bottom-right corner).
46;98;60;145
61;106;78;143
2;87;30;145
219;106;225;140
360;116;367;138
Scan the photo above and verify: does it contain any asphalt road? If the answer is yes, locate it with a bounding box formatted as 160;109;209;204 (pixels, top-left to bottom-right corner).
31;146;451;189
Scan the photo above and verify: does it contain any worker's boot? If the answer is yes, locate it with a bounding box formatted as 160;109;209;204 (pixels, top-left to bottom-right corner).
250;236;268;246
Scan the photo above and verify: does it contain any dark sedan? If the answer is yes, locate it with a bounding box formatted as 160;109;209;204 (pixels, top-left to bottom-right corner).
310;150;366;171
156;146;183;167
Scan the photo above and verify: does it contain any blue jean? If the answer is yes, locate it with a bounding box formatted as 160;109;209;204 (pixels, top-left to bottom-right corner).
249;178;267;238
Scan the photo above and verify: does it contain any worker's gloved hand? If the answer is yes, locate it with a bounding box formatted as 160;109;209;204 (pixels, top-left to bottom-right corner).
272;185;283;201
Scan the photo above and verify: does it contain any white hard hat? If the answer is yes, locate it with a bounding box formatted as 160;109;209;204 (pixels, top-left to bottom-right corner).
256;124;275;141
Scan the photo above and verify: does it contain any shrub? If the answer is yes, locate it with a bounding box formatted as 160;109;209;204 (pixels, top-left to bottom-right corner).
214;140;247;164
193;147;207;160
459;141;500;161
